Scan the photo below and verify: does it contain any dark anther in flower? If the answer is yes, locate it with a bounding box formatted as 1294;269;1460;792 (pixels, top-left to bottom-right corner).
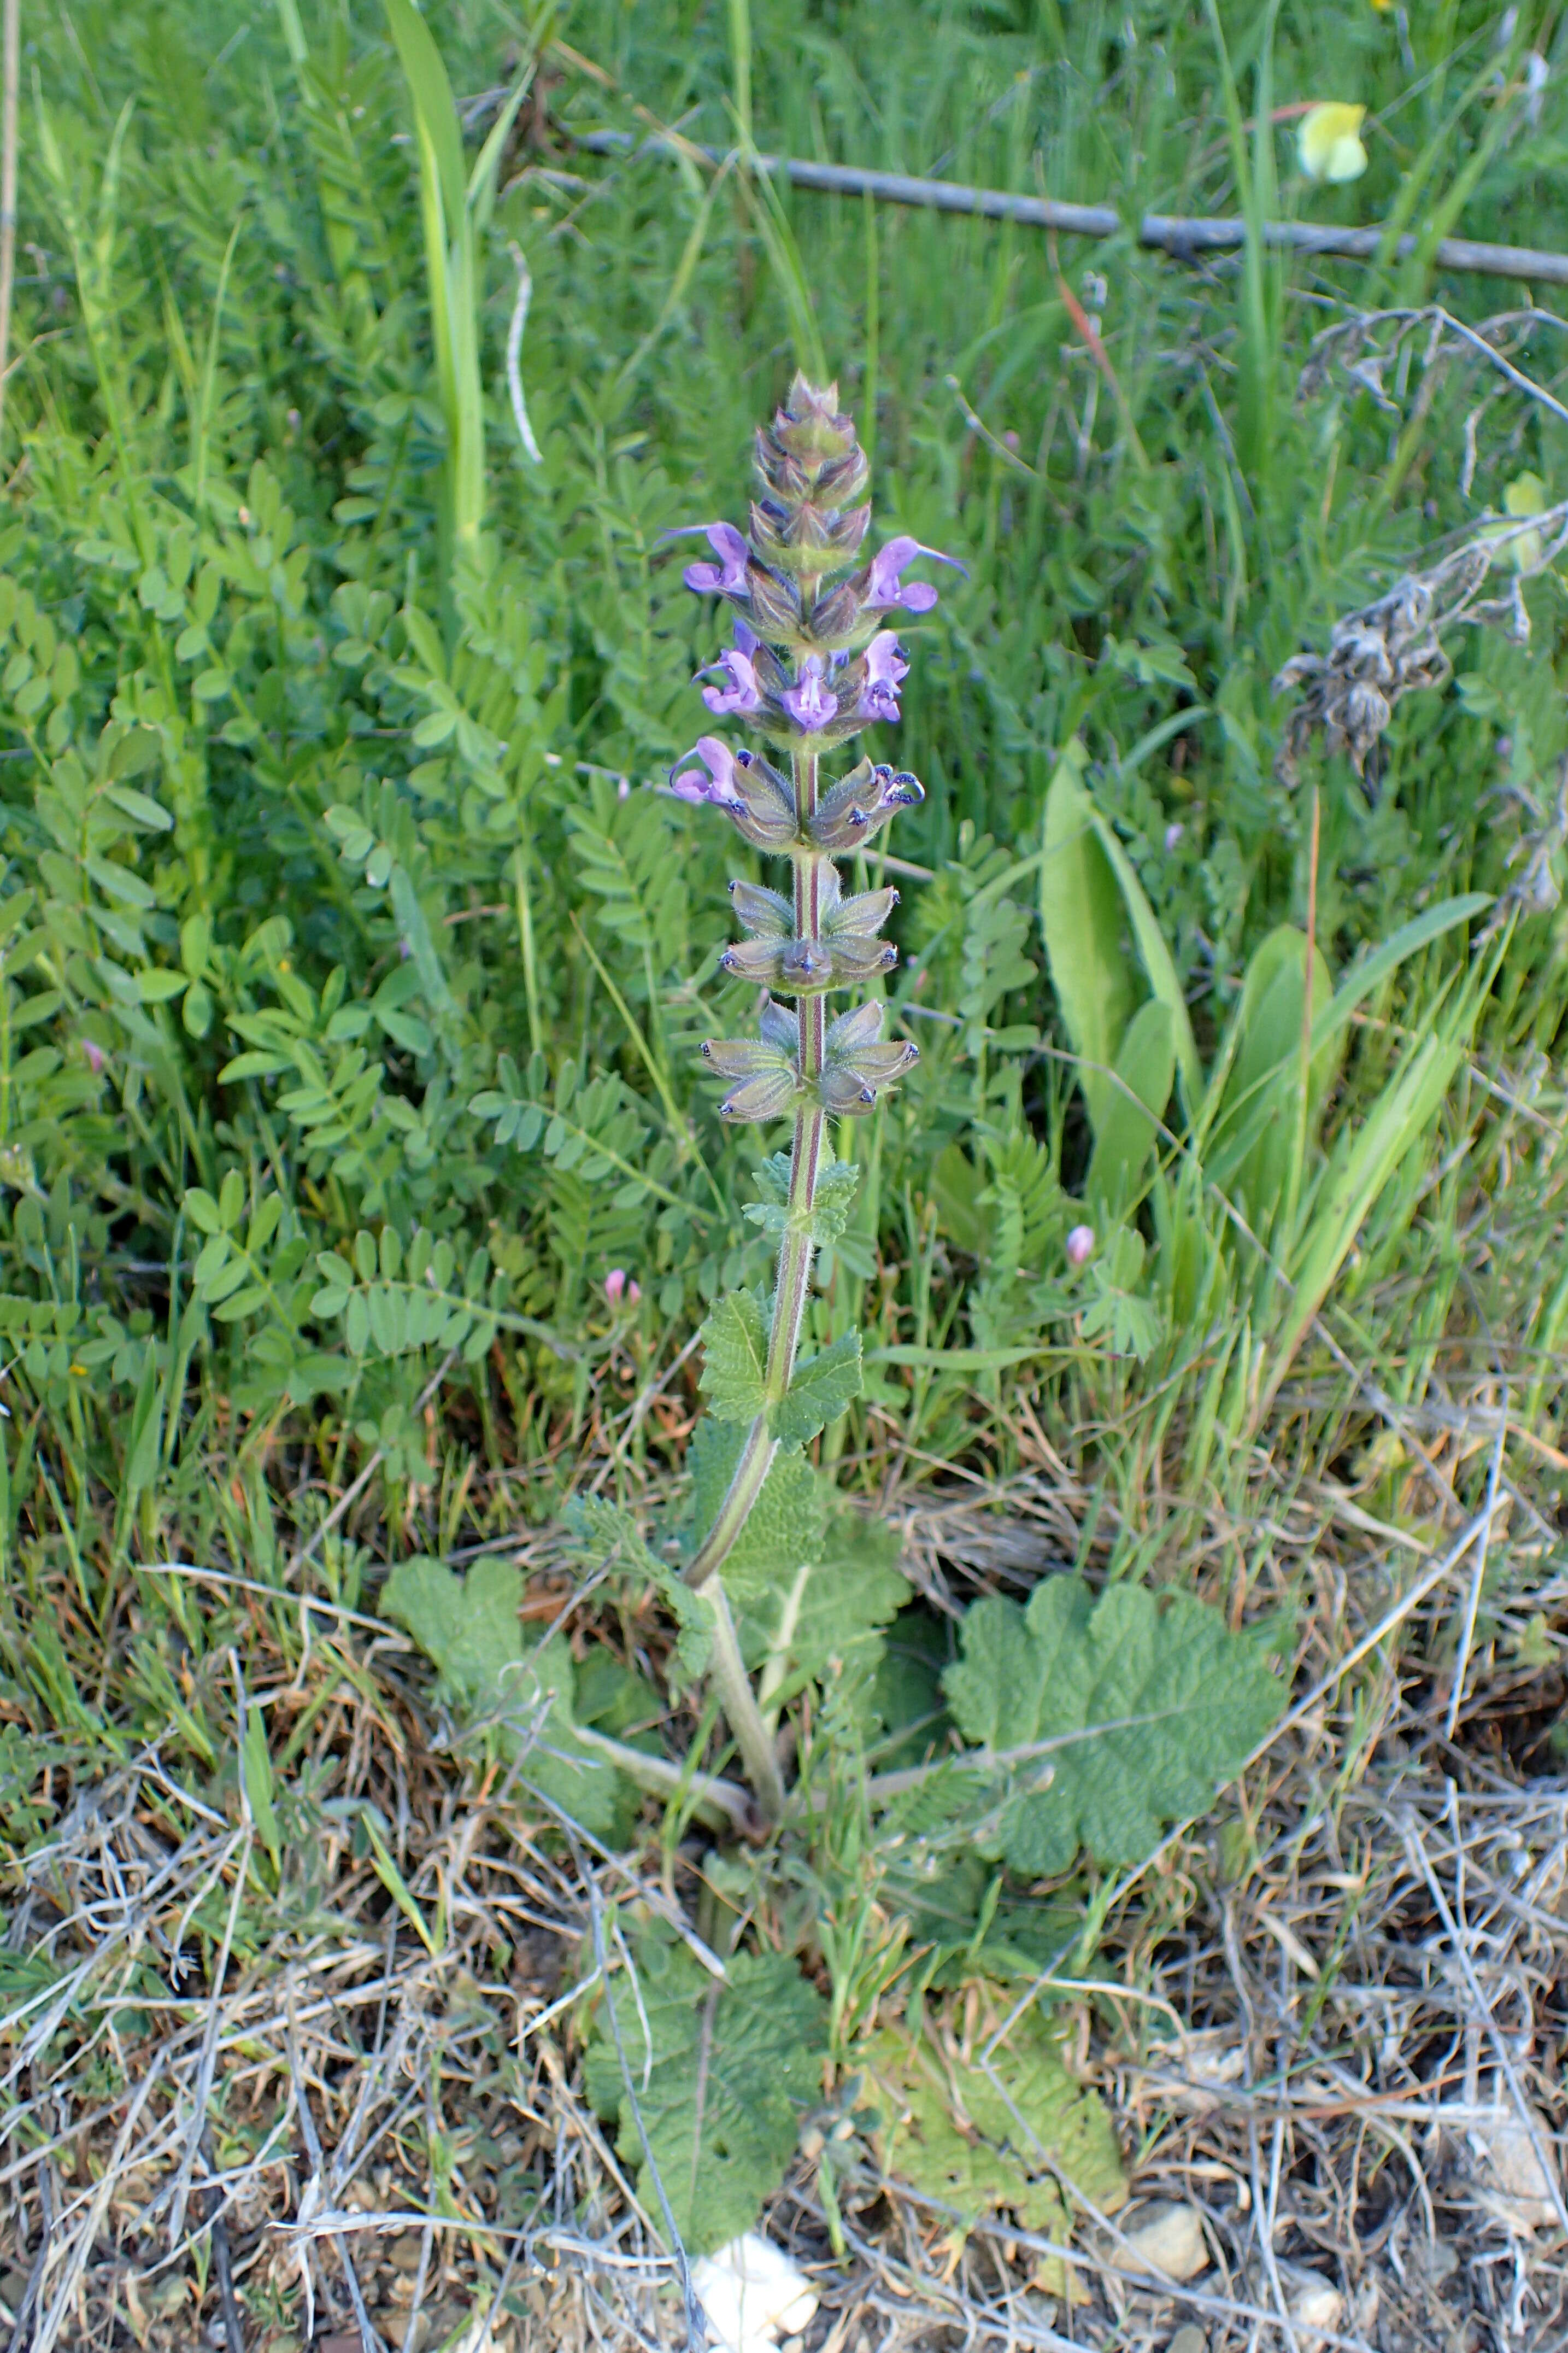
669;736;745;809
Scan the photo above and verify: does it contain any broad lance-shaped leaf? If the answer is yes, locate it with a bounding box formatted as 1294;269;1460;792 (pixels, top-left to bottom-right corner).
686;1419;825;1605
380;1557;626;1840
563;1496;715;1683
698;1290;769;1423
583;1921;826;2253
865;2006;1126;2282
943;1576;1287;1875
770;1328;861;1445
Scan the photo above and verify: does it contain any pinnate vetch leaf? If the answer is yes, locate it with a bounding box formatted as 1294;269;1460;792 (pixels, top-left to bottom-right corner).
944;1576;1286;1875
583;1922;826;2253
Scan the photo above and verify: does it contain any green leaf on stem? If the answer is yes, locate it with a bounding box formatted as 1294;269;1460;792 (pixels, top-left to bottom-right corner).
564;1496;716;1682
698;1290;770;1423
743;1506;908;1693
745;1154;861;1245
944;1575;1286;1875
770;1329;862;1445
687;1421;826;1605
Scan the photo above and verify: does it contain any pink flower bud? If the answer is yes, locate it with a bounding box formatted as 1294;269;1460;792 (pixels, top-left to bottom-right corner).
1065;1224;1095;1269
604;1269;629;1308
82;1038;107;1075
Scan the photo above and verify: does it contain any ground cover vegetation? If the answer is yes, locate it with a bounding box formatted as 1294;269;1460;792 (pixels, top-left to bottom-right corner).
1;1;1566;2348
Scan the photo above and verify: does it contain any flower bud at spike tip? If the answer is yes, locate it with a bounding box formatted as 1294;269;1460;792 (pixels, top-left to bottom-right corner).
1066;1224;1095;1269
604;1269;641;1308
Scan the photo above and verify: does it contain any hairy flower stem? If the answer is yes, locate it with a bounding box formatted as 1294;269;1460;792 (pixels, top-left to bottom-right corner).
684;749;829;1822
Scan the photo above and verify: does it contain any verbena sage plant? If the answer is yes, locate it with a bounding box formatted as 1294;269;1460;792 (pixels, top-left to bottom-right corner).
666;374;957;1822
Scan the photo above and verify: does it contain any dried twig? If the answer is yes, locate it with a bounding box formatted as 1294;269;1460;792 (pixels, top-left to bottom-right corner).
574;130;1568;288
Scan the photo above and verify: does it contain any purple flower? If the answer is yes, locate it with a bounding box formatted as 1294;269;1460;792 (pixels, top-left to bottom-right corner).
782;656;837;732
857;631;908;724
670;736;743;807
864;534;965;616
1065;1224;1095;1269
1164;821;1184;853
698;629;764;716
82;1037;107;1075
682;522;751;596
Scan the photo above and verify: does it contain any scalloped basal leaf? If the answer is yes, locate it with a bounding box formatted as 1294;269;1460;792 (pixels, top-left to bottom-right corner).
698;1289;770;1423
943;1576;1287;1876
686;1419;826;1607
770;1328;862;1446
582;1921;827;2254
864;2006;1125;2280
380;1556;624;1840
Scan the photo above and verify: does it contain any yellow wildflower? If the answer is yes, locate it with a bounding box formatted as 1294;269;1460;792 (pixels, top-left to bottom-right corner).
1298;102;1369;183
1499;472;1548;573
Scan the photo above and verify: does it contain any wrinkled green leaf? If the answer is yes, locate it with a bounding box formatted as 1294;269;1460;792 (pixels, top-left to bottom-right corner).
865;2007;1126;2276
741;1504;909;1691
698;1289;769;1423
565;1495;715;1682
944;1575;1285;1874
583;1921;826;2254
745;1155;861;1246
686;1420;825;1606
770;1328;862;1446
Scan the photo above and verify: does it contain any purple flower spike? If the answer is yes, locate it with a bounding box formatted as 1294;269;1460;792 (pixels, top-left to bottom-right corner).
857;631;909;724
683;522;751;596
864;534;965;616
782;656;837;733
698;641;764;716
670;735;743;806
